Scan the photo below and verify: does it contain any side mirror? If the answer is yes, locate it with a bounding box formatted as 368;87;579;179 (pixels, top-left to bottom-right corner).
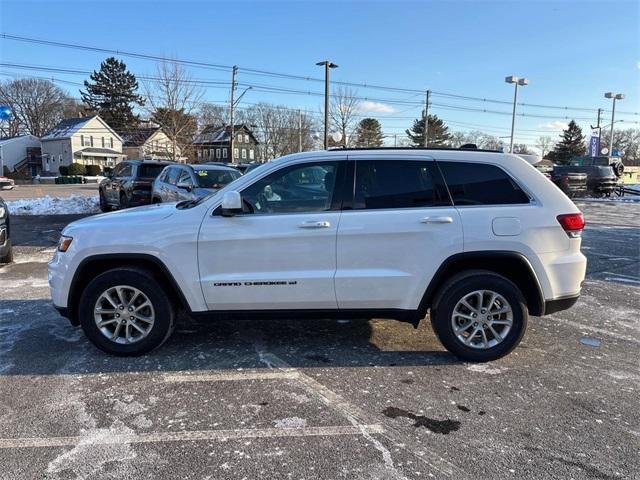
177;182;192;192
221;190;242;217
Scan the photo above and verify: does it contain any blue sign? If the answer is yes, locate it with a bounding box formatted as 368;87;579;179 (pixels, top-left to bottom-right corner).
612;149;620;157
589;128;601;157
0;105;12;121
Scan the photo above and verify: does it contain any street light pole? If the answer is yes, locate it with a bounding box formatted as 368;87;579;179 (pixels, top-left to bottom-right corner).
604;92;624;155
316;60;338;149
229;65;237;163
505;75;529;154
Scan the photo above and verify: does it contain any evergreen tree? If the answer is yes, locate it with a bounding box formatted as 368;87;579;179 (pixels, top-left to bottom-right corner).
354;118;384;147
81;57;144;130
406;114;452;147
551;120;586;164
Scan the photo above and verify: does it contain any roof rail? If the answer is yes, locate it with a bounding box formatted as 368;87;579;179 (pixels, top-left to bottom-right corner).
327;146;502;153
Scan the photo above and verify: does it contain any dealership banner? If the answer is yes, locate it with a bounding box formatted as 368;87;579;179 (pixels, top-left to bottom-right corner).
589;127;601;157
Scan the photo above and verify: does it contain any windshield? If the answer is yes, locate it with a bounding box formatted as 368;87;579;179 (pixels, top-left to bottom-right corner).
194;168;241;189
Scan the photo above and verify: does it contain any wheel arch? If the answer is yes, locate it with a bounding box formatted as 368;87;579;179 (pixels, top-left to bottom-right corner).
418;251;545;318
66;253;191;325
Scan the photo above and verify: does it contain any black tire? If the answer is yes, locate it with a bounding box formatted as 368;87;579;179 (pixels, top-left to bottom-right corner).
430;270;528;362
99;190;111;212
0;239;13;263
119;191;129;210
78;268;175;356
152;196;162;204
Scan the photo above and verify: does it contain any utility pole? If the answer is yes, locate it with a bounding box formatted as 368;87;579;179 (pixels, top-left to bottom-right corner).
604;92;624;156
505;75;529;153
423;90;431;147
229;65;238;163
316;61;338;149
596;108;601;128
298;109;302;152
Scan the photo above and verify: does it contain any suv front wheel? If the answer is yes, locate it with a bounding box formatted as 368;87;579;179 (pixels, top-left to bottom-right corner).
78;268;175;356
431;271;528;362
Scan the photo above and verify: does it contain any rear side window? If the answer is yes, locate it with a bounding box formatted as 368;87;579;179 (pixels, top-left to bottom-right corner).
438;162;530;205
139;164;166;179
353;160;449;210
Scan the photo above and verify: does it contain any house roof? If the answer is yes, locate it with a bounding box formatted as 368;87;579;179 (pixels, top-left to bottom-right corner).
194;124;259;145
41;115;123;142
0;134;39;146
75;147;124;156
118;127;161;147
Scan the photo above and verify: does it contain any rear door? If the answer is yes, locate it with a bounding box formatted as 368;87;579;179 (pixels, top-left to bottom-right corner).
335;155;463;310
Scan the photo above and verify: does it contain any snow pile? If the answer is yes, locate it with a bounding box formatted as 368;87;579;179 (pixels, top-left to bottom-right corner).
6;195;99;215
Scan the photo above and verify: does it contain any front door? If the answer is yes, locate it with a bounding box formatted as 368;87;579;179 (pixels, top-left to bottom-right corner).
198;159;346;310
335;156;464;310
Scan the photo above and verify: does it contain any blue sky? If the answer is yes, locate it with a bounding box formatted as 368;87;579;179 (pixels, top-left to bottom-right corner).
1;0;638;150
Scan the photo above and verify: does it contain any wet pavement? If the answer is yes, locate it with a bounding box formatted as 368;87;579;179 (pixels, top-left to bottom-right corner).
0;202;638;479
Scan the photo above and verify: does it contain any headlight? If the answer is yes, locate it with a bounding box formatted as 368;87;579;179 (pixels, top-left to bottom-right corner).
57;235;73;252
0;205;5;218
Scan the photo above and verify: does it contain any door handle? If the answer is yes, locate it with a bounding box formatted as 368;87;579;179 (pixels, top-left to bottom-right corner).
298;220;331;228
421;216;453;224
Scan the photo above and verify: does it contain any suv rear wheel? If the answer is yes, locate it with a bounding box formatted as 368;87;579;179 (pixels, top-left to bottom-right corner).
78;268;175;356
99;190;111;212
431;271;528;362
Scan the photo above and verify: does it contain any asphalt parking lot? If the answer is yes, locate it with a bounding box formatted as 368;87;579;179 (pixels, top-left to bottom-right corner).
0;201;638;479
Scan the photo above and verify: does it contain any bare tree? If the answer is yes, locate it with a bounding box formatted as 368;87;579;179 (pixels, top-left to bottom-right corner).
536;136;555;158
329;87;360;147
599;128;640;165
144;60;204;161
0;78;72;136
198;102;227;129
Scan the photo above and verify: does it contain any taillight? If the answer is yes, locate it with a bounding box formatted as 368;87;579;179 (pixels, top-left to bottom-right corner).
557;213;585;238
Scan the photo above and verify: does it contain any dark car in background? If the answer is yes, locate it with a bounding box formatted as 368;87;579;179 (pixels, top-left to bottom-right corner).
553;164;618;197
152;163;241;203
550;169;588;198
99;160;173;211
0;196;12;263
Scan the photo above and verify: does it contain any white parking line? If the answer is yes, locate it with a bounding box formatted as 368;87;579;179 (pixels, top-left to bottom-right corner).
164;370;300;382
0;425;384;449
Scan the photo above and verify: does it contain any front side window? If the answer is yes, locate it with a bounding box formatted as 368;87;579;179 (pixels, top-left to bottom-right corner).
177;169;193;186
241;162;339;215
438;162;530;205
353;160;448;210
194;168;241;189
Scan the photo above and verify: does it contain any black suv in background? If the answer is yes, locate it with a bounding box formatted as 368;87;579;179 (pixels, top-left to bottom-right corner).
99;160;173;211
0;196;12;263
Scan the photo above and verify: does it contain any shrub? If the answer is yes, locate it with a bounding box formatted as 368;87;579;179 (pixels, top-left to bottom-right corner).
85;164;101;176
67;162;86;176
58;165;69;176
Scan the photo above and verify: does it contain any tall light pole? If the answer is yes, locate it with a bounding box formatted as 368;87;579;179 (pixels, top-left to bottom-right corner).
604;92;624;155
316;60;338;149
505;75;529;153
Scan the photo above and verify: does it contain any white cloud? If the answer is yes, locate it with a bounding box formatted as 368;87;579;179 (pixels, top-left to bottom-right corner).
358;101;395;114
540;121;568;132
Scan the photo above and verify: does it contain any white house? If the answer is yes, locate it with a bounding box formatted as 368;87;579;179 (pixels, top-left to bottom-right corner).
0;135;41;175
119;126;184;162
40;115;124;174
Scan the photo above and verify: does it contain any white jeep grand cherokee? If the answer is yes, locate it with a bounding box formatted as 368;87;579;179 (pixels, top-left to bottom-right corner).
49;148;586;361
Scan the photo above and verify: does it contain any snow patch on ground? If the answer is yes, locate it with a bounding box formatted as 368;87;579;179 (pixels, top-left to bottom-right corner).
273;417;307;428
467;364;505;375
7;195;99;215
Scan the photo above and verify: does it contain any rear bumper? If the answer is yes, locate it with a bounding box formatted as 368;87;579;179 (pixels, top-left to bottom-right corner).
543;294;580;315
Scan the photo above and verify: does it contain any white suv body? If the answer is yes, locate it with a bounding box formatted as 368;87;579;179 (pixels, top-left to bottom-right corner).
49;149;586;361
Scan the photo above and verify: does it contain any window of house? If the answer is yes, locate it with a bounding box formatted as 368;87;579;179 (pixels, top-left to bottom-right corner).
437;161;530;205
109;138;113;148
244;134;249;143
216;148;221;159
241;149;247;160
233;148;239;159
58;154;62;162
81;135;85;146
249;149;255;160
353;160;448;210
237;134;243;143
197;150;202;159
101;137;105;148
222;148;228;159
90;136;94;147
241;162;339;214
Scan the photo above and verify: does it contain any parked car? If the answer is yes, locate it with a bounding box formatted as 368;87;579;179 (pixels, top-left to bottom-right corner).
50;148;586;361
0;176;15;190
553;165;617;197
152;164;241;203
99;160;173;211
550;170;588;198
233;162;262;174
0;196;12;263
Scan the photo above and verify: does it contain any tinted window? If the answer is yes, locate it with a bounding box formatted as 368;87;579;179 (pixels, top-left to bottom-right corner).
438;162;530;205
241;162;338;214
177;169;193;186
165;167;181;185
139;164;166;179
194;168;241;189
116;164;132;177
354;160;447;209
